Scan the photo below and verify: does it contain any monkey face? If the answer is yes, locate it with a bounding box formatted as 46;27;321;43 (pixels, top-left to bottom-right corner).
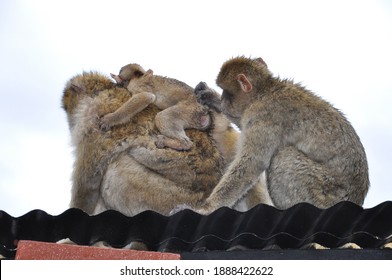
220;88;248;126
112;63;146;88
221;89;235;113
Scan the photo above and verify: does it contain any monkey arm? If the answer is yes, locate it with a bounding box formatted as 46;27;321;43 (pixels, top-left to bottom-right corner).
100;92;156;130
101;155;206;216
196;120;282;214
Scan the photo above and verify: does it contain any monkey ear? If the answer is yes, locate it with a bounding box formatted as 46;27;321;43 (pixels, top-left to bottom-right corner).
71;83;83;93
237;74;253;93
110;73;123;84
255;57;268;68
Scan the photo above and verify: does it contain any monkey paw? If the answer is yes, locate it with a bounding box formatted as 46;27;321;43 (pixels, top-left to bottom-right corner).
99;114;114;131
195;81;209;92
170;203;213;216
194;81;221;111
155;135;193;151
169;204;193;215
194;82;211;104
155;135;166;149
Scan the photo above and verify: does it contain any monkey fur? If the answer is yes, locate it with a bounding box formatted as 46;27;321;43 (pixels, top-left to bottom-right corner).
182;56;369;214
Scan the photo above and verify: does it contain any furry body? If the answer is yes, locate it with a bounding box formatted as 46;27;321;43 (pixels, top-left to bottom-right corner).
188;56;369;214
62;72;223;215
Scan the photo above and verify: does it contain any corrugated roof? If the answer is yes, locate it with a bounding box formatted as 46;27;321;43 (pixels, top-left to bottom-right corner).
1;201;391;259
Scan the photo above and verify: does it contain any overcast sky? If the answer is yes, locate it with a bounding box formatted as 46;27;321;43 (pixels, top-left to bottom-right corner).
0;0;391;216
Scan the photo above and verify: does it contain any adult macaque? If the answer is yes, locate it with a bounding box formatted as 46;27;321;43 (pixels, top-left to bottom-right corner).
62;72;222;215
177;56;369;214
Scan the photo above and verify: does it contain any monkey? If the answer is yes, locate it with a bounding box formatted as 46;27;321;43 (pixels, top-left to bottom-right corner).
62;71;225;216
100;64;211;151
173;56;369;215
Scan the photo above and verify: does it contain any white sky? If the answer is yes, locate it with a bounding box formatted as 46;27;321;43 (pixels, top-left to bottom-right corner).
0;0;391;216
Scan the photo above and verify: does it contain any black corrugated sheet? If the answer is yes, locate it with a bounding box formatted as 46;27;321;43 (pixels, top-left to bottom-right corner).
1;201;392;259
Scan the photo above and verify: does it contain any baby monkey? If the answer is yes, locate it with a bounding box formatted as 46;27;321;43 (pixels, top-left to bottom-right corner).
101;63;211;150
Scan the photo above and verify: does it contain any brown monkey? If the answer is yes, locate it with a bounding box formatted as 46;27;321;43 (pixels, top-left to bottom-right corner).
110;63;146;87
100;64;211;151
177;56;369;214
62;71;260;216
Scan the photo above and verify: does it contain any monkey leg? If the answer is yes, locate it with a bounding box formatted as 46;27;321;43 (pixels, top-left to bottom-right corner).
100;155;205;216
100;92;156;130
155;134;192;151
154;101;210;150
128;146;195;187
69;156;104;214
154;110;192;151
237;172;275;210
267;146;348;209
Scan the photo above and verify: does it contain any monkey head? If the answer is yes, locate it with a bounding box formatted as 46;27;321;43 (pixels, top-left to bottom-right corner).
215;56;270;125
126;69;154;93
62;72;115;117
110;63;146;87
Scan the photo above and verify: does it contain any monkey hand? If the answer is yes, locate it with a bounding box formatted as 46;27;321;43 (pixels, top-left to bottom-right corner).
194;82;222;112
195;81;209;92
155;135;193;151
194;81;214;104
99;113;115;131
169;203;193;215
169;203;215;216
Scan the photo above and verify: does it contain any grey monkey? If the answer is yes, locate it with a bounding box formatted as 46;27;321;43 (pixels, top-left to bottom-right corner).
176;56;369;214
